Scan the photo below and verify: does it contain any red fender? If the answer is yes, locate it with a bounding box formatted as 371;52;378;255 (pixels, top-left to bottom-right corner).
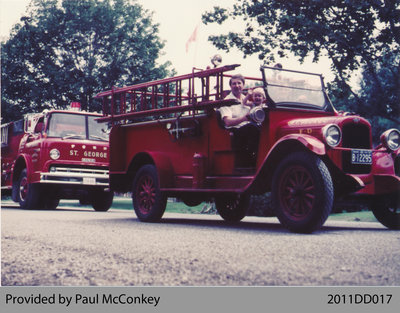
269;134;326;156
12;154;33;183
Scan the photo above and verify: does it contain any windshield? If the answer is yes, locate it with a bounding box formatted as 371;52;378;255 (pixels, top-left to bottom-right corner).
262;67;328;109
88;115;108;141
47;113;108;141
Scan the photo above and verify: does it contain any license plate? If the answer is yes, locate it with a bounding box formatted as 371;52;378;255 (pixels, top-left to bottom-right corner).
83;177;96;185
351;149;372;164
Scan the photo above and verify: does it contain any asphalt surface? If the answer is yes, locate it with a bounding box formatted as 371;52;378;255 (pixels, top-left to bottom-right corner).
2;202;400;286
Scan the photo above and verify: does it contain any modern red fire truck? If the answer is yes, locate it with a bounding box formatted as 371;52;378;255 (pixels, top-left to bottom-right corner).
1;104;113;211
95;63;399;233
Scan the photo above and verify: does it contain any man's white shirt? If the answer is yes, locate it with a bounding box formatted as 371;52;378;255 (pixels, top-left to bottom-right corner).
219;92;251;129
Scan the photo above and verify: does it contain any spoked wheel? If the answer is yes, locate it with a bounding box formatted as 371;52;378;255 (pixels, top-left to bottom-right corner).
132;164;167;222
215;193;250;222
371;195;400;230
272;152;333;233
278;165;316;220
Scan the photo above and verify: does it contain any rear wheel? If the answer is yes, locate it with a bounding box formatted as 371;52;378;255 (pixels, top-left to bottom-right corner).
17;169;43;210
181;196;203;207
215;193;250;222
132;165;167;222
271;152;333;233
371;195;399;230
92;190;113;212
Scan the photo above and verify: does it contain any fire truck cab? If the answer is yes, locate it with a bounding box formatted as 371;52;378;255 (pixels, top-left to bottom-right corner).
1;104;113;211
96;63;399;233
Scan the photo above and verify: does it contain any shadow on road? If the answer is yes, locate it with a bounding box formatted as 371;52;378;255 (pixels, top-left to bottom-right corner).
159;216;388;234
93;214;388;235
2;202;388;234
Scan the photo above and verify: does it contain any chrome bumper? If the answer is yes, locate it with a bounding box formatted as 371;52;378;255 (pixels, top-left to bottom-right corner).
40;167;109;186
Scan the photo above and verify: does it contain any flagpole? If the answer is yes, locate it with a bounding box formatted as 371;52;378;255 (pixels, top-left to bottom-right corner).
185;22;200;68
193;24;199;68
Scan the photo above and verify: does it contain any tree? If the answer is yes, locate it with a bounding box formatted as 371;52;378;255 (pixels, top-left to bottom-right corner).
202;0;400;132
329;50;399;141
1;0;174;122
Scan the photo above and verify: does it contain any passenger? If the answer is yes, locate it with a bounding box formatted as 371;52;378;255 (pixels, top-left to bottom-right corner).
218;74;261;167
243;87;266;108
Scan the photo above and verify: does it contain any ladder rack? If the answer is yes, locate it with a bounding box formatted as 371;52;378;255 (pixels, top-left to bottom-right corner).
95;64;241;124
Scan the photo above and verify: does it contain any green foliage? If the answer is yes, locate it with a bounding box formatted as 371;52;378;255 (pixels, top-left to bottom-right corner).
202;0;400;134
1;0;174;122
328;51;399;143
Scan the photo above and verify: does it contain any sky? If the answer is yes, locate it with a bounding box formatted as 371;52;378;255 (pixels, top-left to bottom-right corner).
0;0;334;81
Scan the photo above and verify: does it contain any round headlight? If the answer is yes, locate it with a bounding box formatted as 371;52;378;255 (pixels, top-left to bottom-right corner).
50;148;60;160
322;124;341;147
381;128;400;151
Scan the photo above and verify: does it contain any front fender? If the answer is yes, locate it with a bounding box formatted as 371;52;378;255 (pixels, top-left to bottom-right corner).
11;154;32;202
12;154;33;183
374;175;400;195
270;134;326;156
250;134;326;194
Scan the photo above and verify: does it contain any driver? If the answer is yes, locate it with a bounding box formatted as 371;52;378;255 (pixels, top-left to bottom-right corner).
218;75;261;167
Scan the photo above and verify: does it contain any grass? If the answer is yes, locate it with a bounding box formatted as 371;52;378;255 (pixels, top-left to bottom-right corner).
59;197;205;214
58;197;378;223
328;211;377;223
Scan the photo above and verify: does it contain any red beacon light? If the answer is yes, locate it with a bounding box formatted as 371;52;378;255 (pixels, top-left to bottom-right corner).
70;102;81;111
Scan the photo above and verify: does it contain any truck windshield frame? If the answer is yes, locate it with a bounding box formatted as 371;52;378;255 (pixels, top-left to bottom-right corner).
261;66;334;112
47;112;108;141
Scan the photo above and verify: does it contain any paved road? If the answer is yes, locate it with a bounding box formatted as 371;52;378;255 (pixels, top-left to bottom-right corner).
2;202;400;286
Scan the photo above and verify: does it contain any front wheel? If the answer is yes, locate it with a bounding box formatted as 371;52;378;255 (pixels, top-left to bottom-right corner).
17;169;43;210
215;193;250;222
371;196;399;230
132;165;167;222
92;190;113;212
44;197;59;210
271;152;333;233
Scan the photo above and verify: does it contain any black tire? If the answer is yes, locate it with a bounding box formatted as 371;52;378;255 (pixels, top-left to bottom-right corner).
17;169;43;210
371;195;399;230
132;164;167;222
271;151;333;233
92;190;113;212
215;193;250;222
181;197;203;207
44;197;60;210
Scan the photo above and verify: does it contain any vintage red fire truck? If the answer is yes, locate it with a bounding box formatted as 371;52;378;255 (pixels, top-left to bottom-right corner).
1;104;113;211
95;63;399;233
